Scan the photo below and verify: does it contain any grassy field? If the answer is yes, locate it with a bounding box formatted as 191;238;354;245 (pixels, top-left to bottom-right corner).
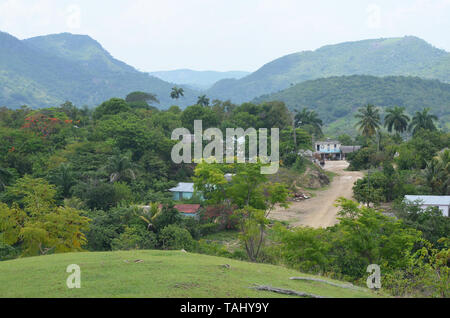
0;250;380;298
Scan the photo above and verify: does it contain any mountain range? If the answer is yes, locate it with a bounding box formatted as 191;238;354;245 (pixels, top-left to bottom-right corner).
2;31;450;122
0;31;199;109
149;69;249;90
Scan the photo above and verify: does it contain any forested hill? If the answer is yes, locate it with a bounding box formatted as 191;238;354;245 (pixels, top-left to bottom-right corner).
252;75;450;133
207;36;450;103
0;31;199;109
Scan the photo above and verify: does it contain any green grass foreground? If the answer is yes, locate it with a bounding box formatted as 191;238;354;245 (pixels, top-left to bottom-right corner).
0;250;379;298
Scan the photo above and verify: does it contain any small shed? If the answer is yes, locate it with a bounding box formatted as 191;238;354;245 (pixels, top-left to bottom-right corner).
404;195;450;217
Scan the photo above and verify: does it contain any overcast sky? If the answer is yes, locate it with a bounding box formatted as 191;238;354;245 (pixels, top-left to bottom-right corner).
1;0;450;72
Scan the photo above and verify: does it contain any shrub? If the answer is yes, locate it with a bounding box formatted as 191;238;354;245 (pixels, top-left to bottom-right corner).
111;226;157;251
159;224;194;251
0;242;17;261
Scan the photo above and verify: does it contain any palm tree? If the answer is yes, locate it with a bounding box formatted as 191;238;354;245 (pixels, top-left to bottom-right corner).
197;95;210;107
50;163;76;198
294;108;323;137
0;166;12;191
384;106;410;134
170;87;184;100
424;149;450;195
355;104;381;137
408;108;438;135
103;153;137;183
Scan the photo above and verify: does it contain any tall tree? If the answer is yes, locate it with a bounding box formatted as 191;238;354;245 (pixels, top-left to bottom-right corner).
170;87;184;100
294;108;323;137
355;104;381;137
384;106;410;134
125;91;159;104
409;108;438;135
197;95;210;107
194;161;289;261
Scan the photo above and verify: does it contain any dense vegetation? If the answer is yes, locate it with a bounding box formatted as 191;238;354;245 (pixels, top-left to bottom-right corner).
208;36;450;103
0;84;448;297
0;32;199;108
0;96;299;261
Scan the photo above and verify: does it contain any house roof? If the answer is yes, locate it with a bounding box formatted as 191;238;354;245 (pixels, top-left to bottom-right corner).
315;140;340;145
404;195;450;206
169;182;194;193
341;146;362;154
174;204;201;214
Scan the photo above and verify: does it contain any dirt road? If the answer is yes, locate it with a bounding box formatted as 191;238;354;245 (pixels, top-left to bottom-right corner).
269;161;363;228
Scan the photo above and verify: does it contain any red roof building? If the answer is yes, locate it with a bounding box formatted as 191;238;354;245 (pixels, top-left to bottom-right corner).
173;204;201;215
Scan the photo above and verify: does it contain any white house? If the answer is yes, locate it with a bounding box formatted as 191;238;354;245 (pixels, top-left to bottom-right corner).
404;195;450;217
314;140;361;160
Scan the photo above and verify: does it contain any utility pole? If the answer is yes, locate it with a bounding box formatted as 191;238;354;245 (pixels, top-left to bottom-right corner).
292;110;298;154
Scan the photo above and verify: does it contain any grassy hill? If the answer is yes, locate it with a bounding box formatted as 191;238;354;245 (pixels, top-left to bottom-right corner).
0;31;200;109
252;75;450;135
207;36;450;103
0;250;378;298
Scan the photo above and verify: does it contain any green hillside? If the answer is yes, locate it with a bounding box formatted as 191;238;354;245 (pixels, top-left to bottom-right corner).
0;31;199;109
252;75;450;135
207;36;450;103
0;250;378;298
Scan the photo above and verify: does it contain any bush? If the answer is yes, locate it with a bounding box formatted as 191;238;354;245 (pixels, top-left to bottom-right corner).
158;224;194;251
0;242;17;261
111;226;157;251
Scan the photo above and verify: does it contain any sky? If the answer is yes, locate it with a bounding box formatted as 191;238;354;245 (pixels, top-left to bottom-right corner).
1;0;450;72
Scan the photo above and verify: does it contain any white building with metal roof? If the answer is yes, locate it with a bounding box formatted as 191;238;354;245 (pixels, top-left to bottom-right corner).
404;195;450;217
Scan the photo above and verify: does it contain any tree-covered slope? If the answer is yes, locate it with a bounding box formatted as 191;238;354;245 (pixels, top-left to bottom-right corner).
208;36;450;103
253;75;450;134
0;31;199;109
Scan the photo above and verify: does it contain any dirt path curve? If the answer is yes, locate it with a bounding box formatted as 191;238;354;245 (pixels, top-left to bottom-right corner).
269;161;363;228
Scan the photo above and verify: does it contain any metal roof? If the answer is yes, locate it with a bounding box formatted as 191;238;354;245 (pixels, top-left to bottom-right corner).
341;146;362;154
169;182;195;193
404;195;450;206
315;140;340;145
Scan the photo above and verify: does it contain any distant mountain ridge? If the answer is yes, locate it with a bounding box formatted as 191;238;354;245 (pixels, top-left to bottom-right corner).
0;31;199;109
207;36;450;103
149;69;250;90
